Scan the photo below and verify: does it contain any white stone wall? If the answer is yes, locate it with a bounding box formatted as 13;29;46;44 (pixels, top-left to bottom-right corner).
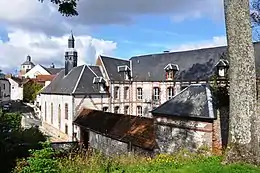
40;93;109;141
108;81;182;118
8;78;23;101
40;94;73;141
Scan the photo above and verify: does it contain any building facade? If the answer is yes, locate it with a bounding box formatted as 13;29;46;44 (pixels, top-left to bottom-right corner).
7;77;23;101
39;34;233;142
0;78;11;105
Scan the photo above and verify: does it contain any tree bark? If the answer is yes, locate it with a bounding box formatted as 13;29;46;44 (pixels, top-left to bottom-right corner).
224;0;260;164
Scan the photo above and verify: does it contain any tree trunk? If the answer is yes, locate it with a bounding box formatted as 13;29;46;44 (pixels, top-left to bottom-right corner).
224;0;260;164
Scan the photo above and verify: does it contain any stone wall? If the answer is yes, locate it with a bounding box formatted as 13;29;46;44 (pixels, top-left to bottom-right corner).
89;131;128;156
87;130;153;157
154;116;213;154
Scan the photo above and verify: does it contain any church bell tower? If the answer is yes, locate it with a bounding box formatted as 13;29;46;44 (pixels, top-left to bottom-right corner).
65;31;78;75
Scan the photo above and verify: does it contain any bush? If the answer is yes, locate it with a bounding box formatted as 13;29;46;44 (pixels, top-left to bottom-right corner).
14;142;60;173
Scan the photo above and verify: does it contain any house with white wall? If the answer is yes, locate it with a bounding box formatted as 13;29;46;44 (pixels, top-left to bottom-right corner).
7;77;24;101
0;78;11;105
40;33;109;141
24;63;63;79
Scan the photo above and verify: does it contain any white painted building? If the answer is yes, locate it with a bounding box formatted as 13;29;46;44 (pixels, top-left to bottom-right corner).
24;63;63;79
0;78;11;104
7;77;24;101
39;33;229;142
19;55;35;78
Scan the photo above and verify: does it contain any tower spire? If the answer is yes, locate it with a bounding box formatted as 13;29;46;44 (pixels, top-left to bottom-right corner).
68;30;75;48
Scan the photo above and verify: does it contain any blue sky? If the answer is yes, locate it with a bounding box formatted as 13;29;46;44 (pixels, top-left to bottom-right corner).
90;15;226;57
0;0;231;73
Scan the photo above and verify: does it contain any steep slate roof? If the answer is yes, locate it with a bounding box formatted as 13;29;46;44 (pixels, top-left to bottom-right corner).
100;56;130;81
152;84;215;120
40;65;64;75
10;77;24;84
89;65;103;77
22;60;35;66
41;65;103;94
74;109;156;150
130;42;260;82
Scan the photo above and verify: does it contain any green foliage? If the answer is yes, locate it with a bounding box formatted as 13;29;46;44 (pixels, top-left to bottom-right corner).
16;142;60;173
39;0;79;16
23;80;43;103
210;75;229;109
0;111;46;173
55;151;260;173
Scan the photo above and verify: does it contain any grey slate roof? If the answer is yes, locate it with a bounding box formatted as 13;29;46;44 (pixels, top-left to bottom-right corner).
41;65;104;95
89;65;103;77
130;42;260;82
100;56;130;81
131;47;225;82
22;60;35;66
40;65;64;75
151;84;215;120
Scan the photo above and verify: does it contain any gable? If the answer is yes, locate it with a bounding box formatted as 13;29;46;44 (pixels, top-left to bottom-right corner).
24;64;50;78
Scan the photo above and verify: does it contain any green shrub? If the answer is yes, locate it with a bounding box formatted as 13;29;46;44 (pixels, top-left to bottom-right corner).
15;142;60;173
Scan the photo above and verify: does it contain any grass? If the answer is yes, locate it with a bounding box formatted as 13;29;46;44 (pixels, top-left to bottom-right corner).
57;151;260;173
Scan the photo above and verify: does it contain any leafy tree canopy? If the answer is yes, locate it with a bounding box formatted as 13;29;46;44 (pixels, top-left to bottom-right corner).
39;0;79;16
23;80;43;103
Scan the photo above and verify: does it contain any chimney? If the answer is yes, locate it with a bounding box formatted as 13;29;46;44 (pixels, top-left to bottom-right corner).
50;63;55;68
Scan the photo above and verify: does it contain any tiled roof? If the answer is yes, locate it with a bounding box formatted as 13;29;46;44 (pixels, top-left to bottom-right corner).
36;75;56;82
152;84;216;120
74;109;156;150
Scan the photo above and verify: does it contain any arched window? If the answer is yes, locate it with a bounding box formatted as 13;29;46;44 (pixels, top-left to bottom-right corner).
58;104;61;129
50;103;53;124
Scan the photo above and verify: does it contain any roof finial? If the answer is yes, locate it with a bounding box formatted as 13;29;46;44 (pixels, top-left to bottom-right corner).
69;30;74;40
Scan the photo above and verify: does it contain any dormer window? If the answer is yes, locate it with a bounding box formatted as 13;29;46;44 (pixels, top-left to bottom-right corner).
117;65;131;80
164;64;179;80
215;59;229;78
93;76;106;93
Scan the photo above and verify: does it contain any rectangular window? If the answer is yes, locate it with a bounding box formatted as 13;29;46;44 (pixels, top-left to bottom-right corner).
124;86;129;99
137;87;142;100
65;124;68;134
114;86;120;99
3;84;5;90
167;87;174;100
124;106;129;115
153;87;160;100
50;103;53;124
137;106;142;116
102;107;108;112
65;103;68;120
114;106;119;114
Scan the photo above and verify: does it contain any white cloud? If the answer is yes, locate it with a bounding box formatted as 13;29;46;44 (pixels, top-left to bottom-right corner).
171;36;227;52
0;0;224;73
0;29;117;73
